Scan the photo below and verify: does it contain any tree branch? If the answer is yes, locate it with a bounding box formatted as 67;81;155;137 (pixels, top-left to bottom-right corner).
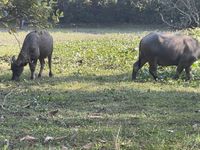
159;13;180;29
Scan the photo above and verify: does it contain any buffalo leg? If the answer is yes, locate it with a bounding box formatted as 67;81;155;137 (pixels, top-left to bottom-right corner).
174;64;184;79
29;60;37;80
132;59;146;80
149;60;158;81
38;58;45;77
185;66;191;80
48;55;53;77
185;58;195;80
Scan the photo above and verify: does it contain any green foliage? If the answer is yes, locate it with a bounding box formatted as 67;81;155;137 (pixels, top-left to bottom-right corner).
56;0;200;29
0;0;61;29
1;0;200;28
57;0;162;24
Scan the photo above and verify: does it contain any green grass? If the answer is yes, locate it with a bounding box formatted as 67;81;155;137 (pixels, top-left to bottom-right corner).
1;26;200;149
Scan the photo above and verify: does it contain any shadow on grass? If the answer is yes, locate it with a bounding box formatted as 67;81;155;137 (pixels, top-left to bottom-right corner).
2;70;200;89
0;71;132;85
0;73;200;149
1;84;200;149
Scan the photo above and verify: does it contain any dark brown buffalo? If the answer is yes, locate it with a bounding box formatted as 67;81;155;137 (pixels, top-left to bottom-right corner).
11;31;53;81
132;32;200;80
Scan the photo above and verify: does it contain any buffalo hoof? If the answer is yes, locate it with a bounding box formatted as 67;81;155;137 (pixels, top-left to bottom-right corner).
12;78;20;81
153;77;159;81
185;77;191;81
132;75;137;81
132;77;136;81
30;75;36;80
49;72;53;77
173;75;179;80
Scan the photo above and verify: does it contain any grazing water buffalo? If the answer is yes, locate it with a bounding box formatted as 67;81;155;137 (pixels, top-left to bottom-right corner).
11;30;53;81
132;32;200;80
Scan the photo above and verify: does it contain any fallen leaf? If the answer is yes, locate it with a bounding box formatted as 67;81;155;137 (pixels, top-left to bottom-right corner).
62;145;69;150
23;104;31;109
44;136;54;143
87;113;103;119
82;142;93;150
54;136;68;141
193;124;199;130
167;130;174;133
49;109;59;116
98;139;106;143
4;139;9;147
20;135;37;143
195;110;200;113
0;115;5;122
88;115;103;119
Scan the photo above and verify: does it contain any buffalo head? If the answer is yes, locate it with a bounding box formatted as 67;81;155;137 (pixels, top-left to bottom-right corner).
11;56;24;81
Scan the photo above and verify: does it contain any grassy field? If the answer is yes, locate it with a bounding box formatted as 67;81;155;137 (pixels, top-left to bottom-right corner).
1;26;200;149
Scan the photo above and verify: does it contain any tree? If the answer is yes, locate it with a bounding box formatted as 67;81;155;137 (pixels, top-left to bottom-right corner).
0;0;58;29
57;0;162;24
159;0;200;29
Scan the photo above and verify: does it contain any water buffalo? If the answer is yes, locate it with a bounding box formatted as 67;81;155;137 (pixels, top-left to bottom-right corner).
11;30;53;81
132;32;200;80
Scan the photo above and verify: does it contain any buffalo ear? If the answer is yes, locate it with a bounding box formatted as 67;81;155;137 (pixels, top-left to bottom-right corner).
11;56;16;64
10;56;22;66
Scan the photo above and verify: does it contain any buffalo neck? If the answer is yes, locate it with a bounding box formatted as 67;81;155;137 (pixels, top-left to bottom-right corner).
16;51;29;66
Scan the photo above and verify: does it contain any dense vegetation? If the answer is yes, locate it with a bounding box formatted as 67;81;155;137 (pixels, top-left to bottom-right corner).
58;0;200;29
1;27;200;149
0;0;59;28
1;0;200;29
57;0;161;25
